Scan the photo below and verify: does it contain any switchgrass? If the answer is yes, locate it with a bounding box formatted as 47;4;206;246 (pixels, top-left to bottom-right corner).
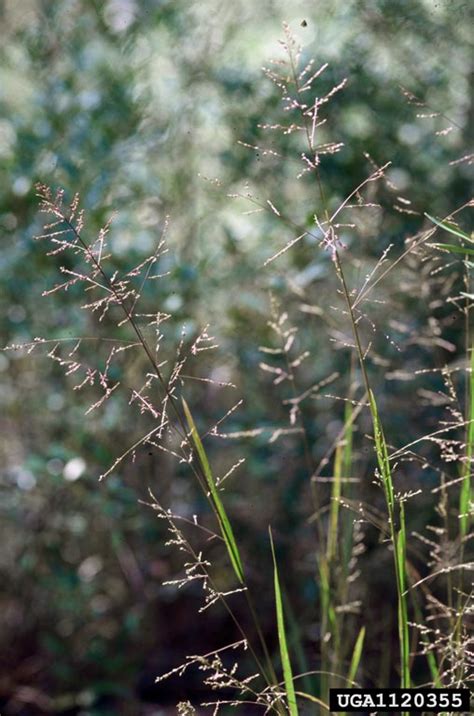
10;22;473;715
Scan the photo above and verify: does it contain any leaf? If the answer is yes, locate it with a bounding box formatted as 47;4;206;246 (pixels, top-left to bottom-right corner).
368;390;394;511
340;627;366;716
327;441;342;562
269;528;299;716
368;390;410;689
283;592;313;696
433;243;474;257
182;398;244;584
347;626;365;684
425;214;473;242
426;649;442;688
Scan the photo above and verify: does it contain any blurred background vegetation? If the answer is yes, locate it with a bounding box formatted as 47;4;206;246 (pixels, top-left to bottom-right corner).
1;0;472;713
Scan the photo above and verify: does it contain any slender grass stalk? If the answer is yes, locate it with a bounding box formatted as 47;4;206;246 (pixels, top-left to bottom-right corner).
320;406;351;702
294;691;329;710
338;396;356;645
318;556;334;703
283;40;413;692
326;437;342;564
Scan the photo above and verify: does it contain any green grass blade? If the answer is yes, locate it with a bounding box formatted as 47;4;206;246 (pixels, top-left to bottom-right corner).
283;590;313;696
368;390;394;511
318;555;336;703
339;626;366;716
182;398;244;584
339;393;356;589
433;243;474;257
318;557;336;634
343;398;354;479
425;648;442;687
328;400;354;565
269;528;299;716
327;443;342;562
368;390;410;689
460;347;474;538
425;214;473;243
347;626;365;684
396;506;407;595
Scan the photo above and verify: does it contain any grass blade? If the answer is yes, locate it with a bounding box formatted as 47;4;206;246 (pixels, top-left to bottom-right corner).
368;390;410;689
327;437;343;563
343;398;354;482
283;589;313;696
182;398;244;584
318;555;336;703
347;626;365;685
269;528;299;716
433;243;474;257
339;626;366;716
368;390;394;511
425;214;473;243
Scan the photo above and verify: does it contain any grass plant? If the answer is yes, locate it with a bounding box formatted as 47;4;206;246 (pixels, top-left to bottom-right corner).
12;22;473;714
